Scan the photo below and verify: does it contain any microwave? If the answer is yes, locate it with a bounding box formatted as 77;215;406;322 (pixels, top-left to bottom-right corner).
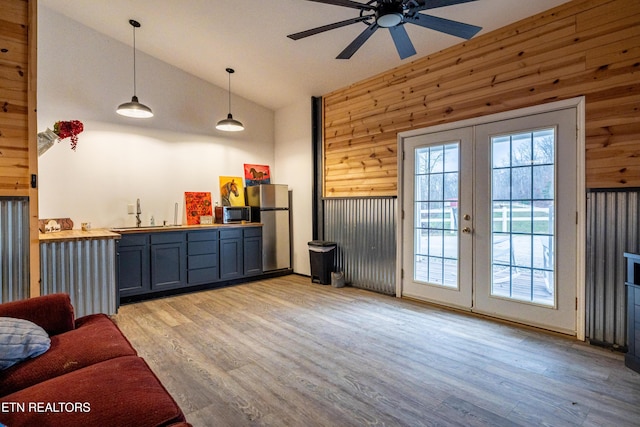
215;206;251;224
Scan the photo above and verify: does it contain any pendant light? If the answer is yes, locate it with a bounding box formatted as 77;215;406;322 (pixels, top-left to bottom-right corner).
117;19;153;118
216;68;244;132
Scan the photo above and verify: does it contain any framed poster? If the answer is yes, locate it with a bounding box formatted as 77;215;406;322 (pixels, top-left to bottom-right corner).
244;164;271;187
219;176;245;206
184;192;212;225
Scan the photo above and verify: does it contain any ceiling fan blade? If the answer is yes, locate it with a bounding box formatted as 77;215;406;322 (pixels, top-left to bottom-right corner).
405;13;482;39
337;22;379;59
287;16;370;40
304;0;375;11
389;25;417;59
409;0;478;12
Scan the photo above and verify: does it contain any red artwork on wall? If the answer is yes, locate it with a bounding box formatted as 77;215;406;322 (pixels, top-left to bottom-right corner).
184;192;212;225
244;164;271;187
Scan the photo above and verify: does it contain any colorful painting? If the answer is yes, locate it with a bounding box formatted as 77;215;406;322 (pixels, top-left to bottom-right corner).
184;192;212;225
219;176;245;206
244;164;271;187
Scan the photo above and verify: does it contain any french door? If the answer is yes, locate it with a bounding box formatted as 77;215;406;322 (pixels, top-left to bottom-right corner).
400;107;579;334
402;127;473;309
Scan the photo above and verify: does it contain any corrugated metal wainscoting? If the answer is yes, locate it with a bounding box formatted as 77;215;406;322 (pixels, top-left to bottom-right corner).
0;197;30;303
324;197;396;295
40;239;118;317
586;190;640;349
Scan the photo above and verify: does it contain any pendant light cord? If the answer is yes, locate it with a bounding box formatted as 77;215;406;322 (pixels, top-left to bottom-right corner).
227;71;231;115
132;24;137;96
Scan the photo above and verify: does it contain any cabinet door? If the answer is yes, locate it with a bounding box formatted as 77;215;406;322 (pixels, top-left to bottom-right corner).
151;237;186;290
219;237;243;280
244;229;263;276
117;237;150;297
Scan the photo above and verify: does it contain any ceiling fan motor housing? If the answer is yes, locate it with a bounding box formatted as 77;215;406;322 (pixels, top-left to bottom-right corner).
376;2;404;27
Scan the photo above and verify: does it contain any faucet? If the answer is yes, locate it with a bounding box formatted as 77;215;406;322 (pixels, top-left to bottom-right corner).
136;198;142;227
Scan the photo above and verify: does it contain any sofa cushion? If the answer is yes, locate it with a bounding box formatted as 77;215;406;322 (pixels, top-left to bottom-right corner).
0;314;137;397
0;318;51;370
0;294;75;336
0;356;187;427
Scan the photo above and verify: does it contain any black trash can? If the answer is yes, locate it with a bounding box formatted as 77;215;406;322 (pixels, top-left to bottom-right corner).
308;240;337;285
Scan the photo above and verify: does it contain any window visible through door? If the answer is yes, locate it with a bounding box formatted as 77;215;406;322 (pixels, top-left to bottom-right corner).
414;143;459;288
490;128;556;306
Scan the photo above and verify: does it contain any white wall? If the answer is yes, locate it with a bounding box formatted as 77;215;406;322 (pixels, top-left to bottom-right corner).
38;7;316;276
274;100;313;276
37;7;274;228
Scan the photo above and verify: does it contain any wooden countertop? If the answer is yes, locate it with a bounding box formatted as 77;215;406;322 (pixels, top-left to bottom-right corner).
39;223;262;242
109;222;262;234
39;228;121;242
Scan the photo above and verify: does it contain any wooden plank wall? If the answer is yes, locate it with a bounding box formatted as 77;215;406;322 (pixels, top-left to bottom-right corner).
323;0;640;196
0;0;30;194
0;0;39;295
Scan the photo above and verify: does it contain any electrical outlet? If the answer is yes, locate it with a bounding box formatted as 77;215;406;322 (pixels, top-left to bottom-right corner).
127;204;135;214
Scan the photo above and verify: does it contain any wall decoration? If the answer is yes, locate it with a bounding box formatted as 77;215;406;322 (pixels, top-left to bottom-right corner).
37;120;84;156
244;164;271;187
219;176;245;206
38;218;74;233
184;192;212;225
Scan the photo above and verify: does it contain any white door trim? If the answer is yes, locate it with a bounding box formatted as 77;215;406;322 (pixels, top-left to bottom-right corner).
397;97;586;340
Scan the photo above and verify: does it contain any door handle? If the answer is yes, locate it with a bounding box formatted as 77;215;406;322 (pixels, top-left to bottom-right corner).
462;227;472;234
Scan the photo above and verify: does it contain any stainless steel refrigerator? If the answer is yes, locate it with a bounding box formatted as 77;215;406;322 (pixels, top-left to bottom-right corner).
246;184;291;272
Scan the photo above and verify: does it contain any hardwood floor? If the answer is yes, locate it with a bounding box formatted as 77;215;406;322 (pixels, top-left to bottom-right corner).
113;275;640;427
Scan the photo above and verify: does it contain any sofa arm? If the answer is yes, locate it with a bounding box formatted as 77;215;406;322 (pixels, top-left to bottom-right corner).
0;293;75;336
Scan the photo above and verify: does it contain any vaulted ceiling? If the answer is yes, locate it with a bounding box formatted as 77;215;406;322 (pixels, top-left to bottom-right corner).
40;0;571;110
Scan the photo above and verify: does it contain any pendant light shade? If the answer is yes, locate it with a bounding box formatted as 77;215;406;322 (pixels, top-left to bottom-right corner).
216;68;244;132
117;19;153;118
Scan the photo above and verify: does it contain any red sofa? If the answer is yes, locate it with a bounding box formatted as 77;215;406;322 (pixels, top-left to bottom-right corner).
0;293;191;427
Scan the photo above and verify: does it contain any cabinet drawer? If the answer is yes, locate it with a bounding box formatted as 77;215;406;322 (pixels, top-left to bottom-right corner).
188;268;218;284
220;228;242;240
244;227;262;238
150;232;186;244
188;240;217;255
118;234;148;247
188;230;218;241
188;254;217;269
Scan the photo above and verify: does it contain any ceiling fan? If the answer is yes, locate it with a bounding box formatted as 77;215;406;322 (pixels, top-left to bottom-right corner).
287;0;482;60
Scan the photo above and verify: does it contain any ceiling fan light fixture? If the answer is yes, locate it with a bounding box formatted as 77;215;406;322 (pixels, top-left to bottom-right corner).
376;12;403;28
117;19;153;119
217;68;244;132
376;3;403;28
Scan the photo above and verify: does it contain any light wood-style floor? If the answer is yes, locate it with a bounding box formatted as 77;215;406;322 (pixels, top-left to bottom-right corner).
113;275;640;427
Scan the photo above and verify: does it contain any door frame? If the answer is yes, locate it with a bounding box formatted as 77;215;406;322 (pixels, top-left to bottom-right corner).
397;97;586;340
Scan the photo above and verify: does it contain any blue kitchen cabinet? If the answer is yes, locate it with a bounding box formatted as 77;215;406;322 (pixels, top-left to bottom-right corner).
117;233;150;297
150;232;186;291
243;227;263;276
187;230;219;285
117;225;263;302
219;228;243;280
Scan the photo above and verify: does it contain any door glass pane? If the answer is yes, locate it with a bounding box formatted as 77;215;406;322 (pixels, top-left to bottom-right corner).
490;129;555;306
414;143;459;288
